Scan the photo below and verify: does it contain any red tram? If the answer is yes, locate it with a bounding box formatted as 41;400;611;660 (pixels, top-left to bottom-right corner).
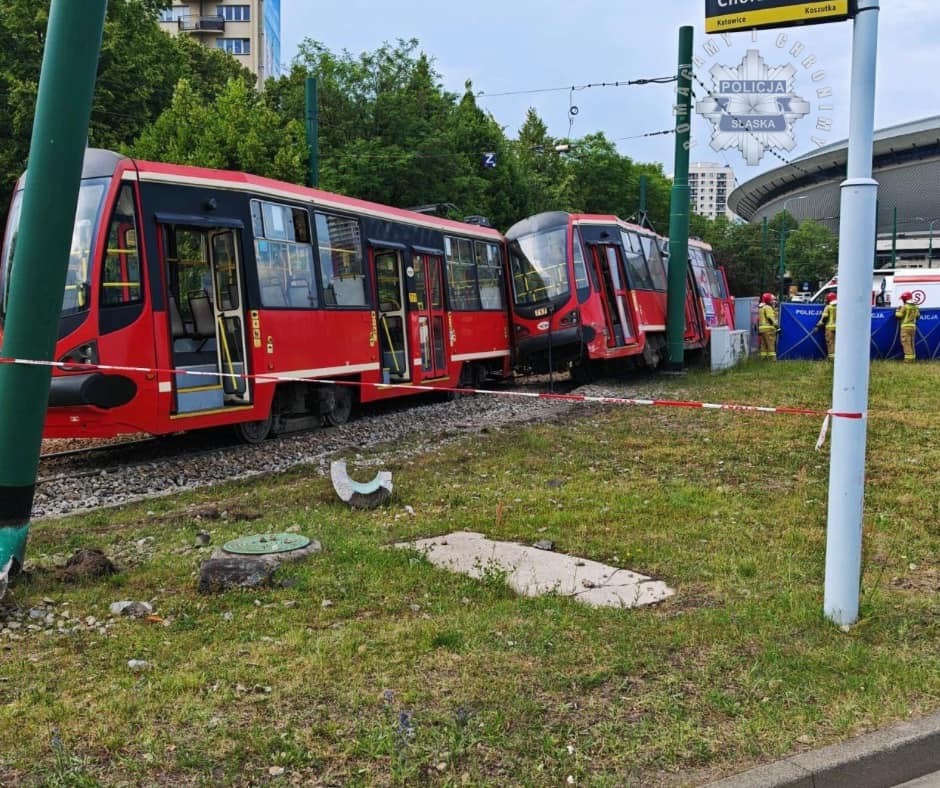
0;150;511;441
505;211;733;376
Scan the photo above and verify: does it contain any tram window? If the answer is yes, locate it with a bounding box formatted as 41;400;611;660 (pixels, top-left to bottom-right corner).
703;250;727;297
620;230;654;290
572;229;592;298
689;247;721;298
314;211;367;307
638;234;667;291
474;241;504;310
100;184;142;307
445;236;481;310
251;199;317;308
508;227;570;306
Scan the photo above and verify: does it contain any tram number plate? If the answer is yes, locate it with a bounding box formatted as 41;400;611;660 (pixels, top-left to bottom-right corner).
534;307;549;317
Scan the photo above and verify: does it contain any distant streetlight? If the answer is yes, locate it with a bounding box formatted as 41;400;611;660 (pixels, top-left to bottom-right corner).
778;196;806;302
929;219;940;268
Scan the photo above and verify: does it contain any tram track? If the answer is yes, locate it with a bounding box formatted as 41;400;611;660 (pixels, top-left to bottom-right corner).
29;379;594;521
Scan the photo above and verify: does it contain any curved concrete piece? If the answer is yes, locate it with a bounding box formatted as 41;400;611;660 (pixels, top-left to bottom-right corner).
330;460;393;509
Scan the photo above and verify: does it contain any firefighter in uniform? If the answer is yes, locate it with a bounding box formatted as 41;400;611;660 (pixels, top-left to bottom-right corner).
895;291;920;362
816;291;837;360
758;292;778;359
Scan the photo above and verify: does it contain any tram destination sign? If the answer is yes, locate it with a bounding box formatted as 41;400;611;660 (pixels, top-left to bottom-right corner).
705;0;852;33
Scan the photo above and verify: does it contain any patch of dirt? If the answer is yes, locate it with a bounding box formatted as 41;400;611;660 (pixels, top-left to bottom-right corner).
55;549;117;583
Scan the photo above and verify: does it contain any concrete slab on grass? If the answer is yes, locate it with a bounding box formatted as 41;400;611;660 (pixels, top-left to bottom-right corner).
395;531;673;608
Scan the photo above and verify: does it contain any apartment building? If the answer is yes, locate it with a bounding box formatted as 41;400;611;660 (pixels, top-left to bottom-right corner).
158;1;281;85
689;163;737;221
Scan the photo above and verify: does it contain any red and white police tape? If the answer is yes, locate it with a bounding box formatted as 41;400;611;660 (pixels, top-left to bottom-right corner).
0;354;863;448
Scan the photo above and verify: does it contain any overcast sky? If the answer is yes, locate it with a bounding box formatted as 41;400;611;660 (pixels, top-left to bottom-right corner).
279;1;937;184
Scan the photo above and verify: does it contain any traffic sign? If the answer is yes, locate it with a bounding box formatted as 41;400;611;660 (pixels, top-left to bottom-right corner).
705;0;852;34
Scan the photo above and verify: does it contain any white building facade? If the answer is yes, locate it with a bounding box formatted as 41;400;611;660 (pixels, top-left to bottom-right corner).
689;163;737;221
158;1;281;85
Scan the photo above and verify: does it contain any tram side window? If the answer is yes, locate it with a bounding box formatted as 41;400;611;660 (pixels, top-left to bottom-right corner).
475;241;504;310
703;250;727;297
314;211;367;307
100;184;142;307
620;230;654;290
690;248;720;298
572;229;592;298
638;234;667;291
251;199;316;308
445;236;481;310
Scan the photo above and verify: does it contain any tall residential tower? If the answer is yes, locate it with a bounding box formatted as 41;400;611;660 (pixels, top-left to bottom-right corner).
689;163;737;221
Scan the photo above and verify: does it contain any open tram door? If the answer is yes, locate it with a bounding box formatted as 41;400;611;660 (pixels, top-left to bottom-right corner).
411;250;448;379
588;243;637;349
373;245;411;382
684;269;708;345
160;223;251;416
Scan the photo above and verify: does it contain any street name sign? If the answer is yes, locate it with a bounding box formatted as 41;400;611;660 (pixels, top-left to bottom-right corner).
705;0;852;33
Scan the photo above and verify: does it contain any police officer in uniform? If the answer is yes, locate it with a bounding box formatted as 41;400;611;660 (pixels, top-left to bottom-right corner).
758;292;778;359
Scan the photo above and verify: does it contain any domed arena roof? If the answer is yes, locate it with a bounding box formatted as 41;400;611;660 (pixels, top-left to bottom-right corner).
728;116;940;239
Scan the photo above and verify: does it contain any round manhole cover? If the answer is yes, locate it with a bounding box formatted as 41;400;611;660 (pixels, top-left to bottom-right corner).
222;533;311;555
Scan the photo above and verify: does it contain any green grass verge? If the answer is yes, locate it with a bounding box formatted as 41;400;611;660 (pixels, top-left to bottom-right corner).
2;359;939;786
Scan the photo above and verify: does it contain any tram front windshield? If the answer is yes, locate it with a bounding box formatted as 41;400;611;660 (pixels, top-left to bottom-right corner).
508;226;571;307
0;178;108;323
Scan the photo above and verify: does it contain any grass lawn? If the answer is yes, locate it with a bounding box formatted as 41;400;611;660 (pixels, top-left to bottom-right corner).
2;359;939;786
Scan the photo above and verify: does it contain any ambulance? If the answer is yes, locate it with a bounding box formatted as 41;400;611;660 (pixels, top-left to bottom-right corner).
809;268;940;307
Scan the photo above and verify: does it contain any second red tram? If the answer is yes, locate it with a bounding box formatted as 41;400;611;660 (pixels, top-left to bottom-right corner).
0;150;512;441
505;211;733;375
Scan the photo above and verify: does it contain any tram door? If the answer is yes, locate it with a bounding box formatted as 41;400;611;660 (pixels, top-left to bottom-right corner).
374;248;410;382
412;252;448;378
590;244;635;348
162;225;250;414
684;270;706;343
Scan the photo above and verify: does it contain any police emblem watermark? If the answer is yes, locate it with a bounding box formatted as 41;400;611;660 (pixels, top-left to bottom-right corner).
694;31;835;166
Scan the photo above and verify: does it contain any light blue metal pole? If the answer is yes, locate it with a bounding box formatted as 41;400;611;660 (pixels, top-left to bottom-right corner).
823;0;880;627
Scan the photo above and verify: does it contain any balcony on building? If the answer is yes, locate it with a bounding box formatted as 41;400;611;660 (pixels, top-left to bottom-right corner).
178;14;225;34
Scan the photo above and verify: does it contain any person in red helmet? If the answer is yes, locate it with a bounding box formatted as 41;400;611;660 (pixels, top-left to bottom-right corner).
758;292;778;359
815;291;837;360
895;291;920;362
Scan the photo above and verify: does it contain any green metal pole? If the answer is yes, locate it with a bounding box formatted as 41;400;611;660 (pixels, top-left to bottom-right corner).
638;175;648;228
665;26;693;372
778;221;787;304
890;205;897;266
761;217;768;292
0;0;107;584
305;76;319;188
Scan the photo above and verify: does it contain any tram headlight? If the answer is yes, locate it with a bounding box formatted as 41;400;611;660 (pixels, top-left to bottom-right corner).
58;340;99;370
559;309;580;327
514;323;530;338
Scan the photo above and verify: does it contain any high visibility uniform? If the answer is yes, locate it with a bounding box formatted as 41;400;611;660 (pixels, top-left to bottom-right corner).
895;302;920;362
758;302;778;359
816;303;836;359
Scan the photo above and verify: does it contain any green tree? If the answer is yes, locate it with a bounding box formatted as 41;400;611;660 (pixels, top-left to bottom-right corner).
130;78;307;184
785;219;838;284
0;0;251;227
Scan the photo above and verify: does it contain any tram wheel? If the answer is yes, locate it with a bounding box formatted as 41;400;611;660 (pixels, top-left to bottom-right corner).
570;360;594;386
235;413;273;444
324;385;353;426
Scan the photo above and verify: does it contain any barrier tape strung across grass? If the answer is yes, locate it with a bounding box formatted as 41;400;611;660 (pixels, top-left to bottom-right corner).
0;355;864;445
